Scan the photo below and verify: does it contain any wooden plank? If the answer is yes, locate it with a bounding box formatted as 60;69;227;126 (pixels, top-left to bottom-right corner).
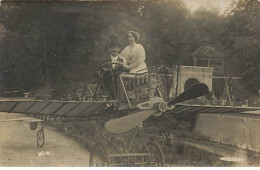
50;103;67;115
174;104;260;114
0;99;119;103
179;106;209;114
2;117;43;122
170;105;189;113
24;102;37;112
173;106;200;114
26;101;50;114
214;107;236;113
8;102;20;113
229;108;248;113
13;101;35;113
78;102;104;116
39;102;64;115
197;107;224;114
0;102;18;112
66;103;91;116
53;103;77;116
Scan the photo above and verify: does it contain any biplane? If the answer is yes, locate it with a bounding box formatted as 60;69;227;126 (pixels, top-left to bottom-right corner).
1;62;260;166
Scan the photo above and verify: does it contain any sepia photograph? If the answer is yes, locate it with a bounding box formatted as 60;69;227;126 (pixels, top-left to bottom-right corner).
0;0;259;167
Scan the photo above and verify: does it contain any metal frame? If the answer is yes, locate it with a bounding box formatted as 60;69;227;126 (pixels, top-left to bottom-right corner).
95;125;165;167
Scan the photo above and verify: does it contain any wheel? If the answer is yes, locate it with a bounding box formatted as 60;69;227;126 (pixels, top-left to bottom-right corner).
145;142;165;166
37;129;45;147
89;143;111;167
100;62;122;70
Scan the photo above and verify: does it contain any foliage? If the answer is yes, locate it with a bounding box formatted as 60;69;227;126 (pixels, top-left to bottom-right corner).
0;1;192;93
136;0;191;66
0;1;137;93
0;0;259;97
221;0;260;95
191;7;225;52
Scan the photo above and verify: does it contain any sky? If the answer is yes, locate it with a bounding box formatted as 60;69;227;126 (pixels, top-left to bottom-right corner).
183;0;237;13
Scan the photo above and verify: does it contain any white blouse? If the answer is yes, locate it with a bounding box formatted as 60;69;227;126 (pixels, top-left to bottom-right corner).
120;43;147;73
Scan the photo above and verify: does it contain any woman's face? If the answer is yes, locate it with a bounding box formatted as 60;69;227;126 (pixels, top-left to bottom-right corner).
127;33;135;45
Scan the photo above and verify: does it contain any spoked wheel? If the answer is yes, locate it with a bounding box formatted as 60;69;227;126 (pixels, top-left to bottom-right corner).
89;143;111;167
37;129;45;147
145;142;165;167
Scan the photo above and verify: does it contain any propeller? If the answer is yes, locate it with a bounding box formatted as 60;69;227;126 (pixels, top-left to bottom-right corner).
104;110;157;134
168;83;209;105
105;83;210;134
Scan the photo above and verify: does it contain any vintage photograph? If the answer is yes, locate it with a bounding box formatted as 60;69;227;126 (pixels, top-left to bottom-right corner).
0;0;259;167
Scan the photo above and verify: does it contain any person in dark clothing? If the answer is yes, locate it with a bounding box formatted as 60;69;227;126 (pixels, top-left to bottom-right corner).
98;36;127;100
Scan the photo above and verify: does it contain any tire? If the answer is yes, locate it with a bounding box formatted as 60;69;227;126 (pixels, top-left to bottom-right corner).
145;141;165;166
37;129;45;147
89;143;111;167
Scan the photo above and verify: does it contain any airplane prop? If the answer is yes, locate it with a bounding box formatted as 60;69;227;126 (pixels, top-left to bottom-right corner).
104;82;210;134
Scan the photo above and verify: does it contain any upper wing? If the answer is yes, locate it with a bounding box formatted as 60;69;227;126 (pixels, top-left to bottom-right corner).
168;104;260;114
0;99;118;117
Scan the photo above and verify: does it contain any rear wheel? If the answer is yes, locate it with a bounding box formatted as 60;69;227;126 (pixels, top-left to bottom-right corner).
89;143;111;167
37;129;45;147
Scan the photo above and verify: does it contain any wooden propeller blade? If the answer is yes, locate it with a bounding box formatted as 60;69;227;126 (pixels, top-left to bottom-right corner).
168;83;209;105
104;109;157;134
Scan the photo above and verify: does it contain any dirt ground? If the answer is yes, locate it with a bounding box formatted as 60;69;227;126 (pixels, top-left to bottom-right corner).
0;112;90;167
1;112;259;167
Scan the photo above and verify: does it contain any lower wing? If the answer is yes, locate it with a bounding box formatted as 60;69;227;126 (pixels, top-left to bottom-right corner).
168;104;260;114
0;99;118;118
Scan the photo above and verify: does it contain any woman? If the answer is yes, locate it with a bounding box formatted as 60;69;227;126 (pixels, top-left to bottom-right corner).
120;31;147;73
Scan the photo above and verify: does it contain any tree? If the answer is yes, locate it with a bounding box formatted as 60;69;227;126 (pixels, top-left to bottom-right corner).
0;1;138;94
190;7;224;51
135;0;191;66
1;0;238;97
222;0;260;96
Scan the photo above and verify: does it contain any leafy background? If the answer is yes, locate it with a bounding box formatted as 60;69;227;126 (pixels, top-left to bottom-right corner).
0;0;259;96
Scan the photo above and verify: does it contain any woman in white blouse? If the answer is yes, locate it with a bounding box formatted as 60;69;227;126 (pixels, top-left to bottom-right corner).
120;31;147;73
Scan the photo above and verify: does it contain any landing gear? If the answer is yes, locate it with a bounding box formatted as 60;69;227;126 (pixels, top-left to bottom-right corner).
36;122;45;148
37;129;45;147
89;126;165;167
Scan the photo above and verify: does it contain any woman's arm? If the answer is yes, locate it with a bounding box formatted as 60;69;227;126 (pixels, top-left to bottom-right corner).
119;46;130;68
118;55;128;67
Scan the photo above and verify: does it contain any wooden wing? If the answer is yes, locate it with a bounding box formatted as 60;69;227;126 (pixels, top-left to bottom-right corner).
168;104;260;114
0;99;118;117
2;117;44;122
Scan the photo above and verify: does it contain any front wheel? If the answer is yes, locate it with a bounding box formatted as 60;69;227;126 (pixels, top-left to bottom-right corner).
37;129;45;147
